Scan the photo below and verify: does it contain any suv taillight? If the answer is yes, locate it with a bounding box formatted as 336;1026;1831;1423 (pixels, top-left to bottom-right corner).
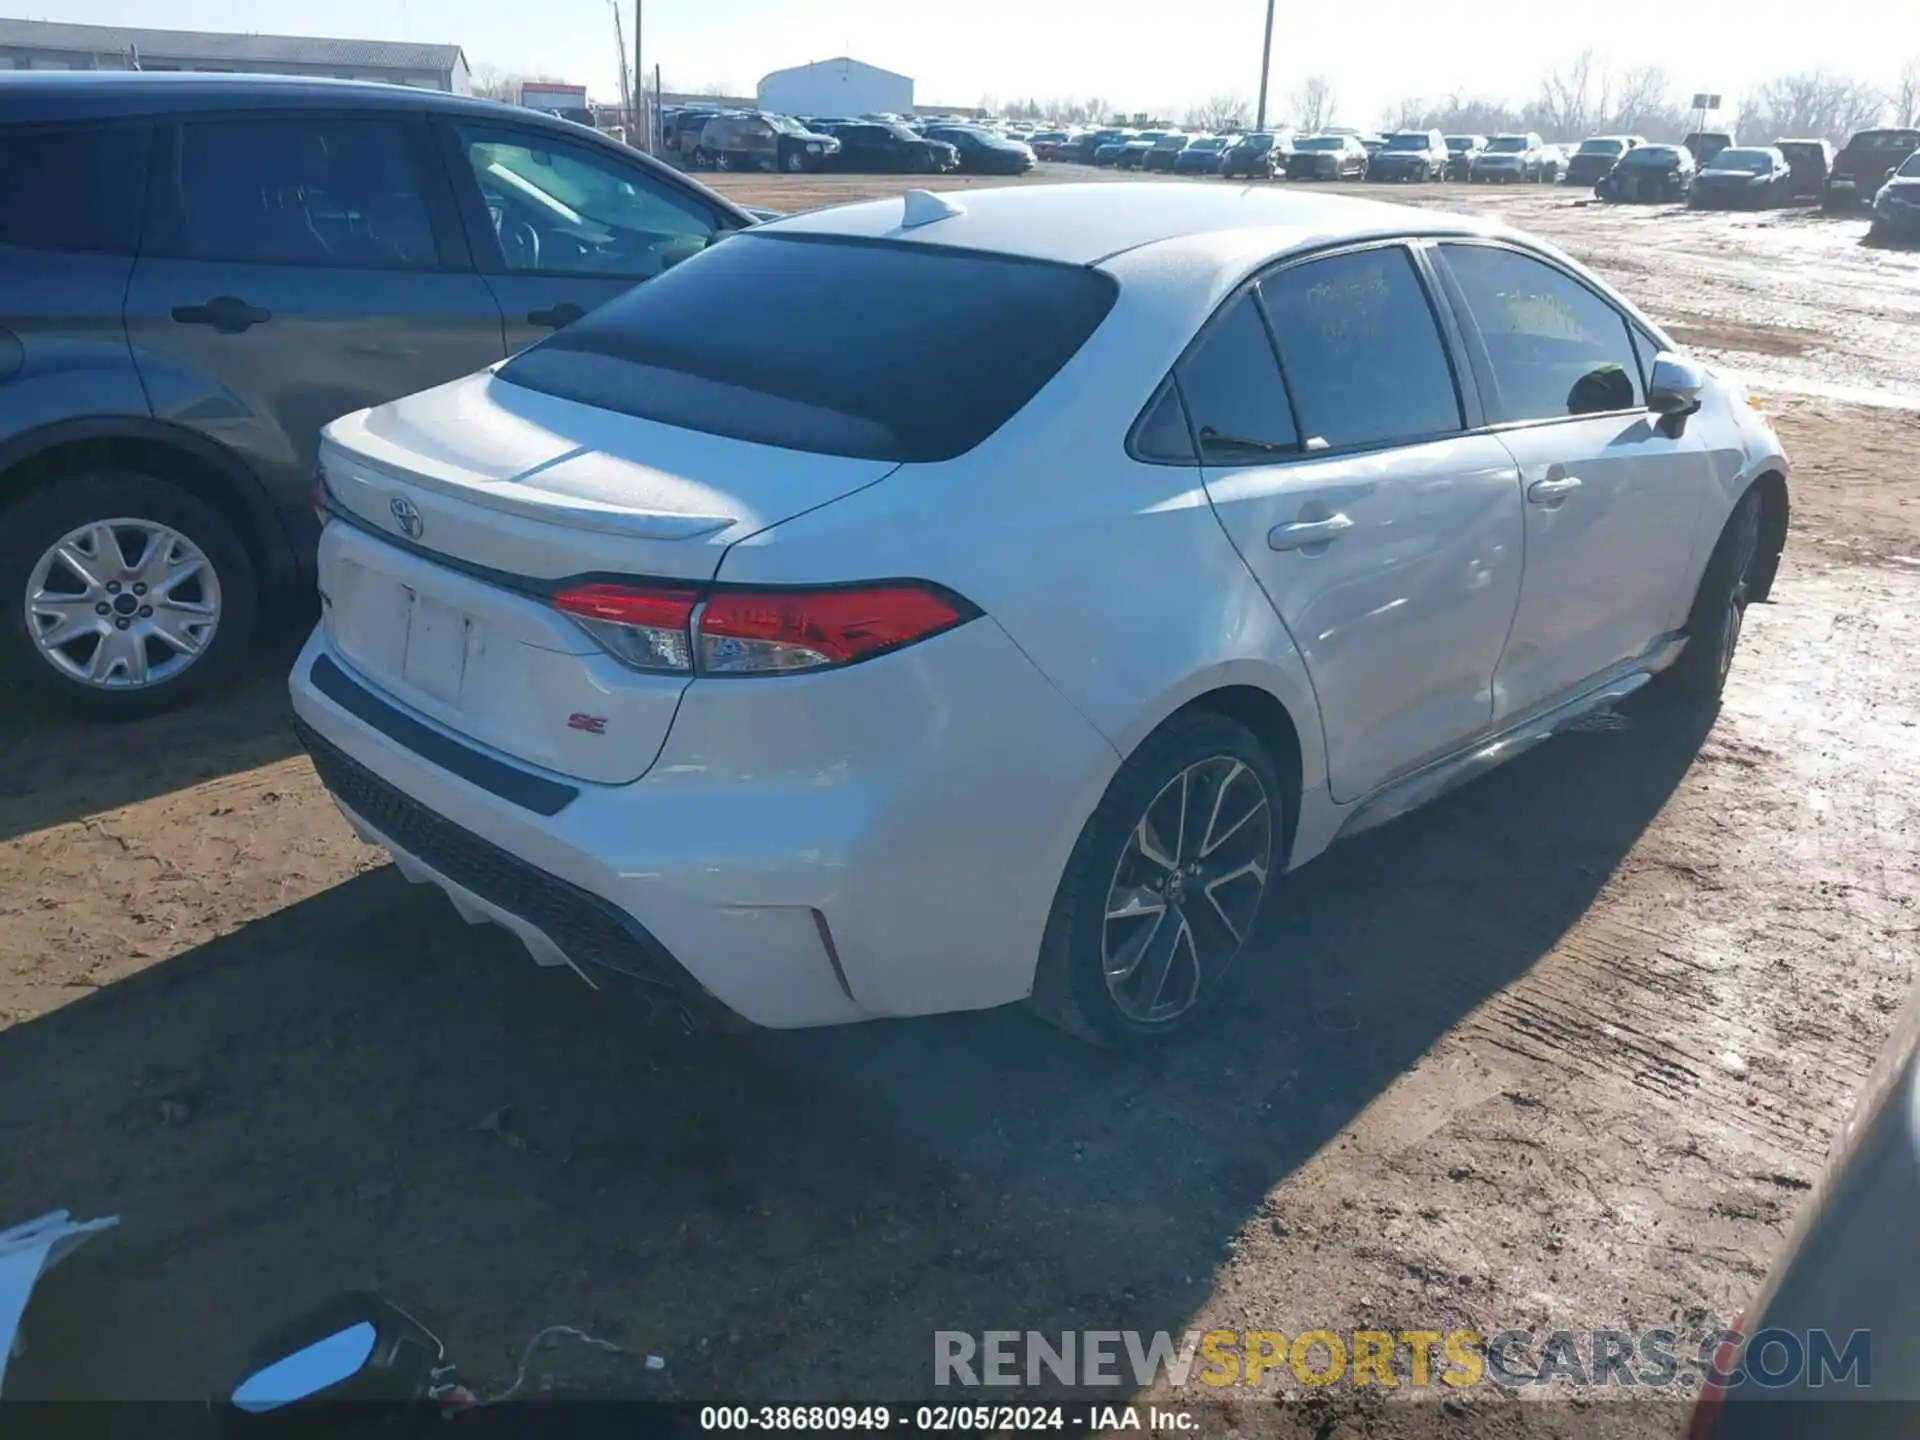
551;581;976;677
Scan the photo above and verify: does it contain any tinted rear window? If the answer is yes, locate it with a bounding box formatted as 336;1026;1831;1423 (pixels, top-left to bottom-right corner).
0;122;146;254
497;233;1118;463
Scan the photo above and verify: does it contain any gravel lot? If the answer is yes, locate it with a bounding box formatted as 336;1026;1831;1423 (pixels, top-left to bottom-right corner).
3;169;1916;1432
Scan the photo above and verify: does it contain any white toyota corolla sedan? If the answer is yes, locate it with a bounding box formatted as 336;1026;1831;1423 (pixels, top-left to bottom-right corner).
291;183;1788;1044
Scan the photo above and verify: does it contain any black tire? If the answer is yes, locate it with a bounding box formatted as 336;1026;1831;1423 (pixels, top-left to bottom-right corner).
1660;489;1763;704
1030;710;1288;1046
0;470;258;720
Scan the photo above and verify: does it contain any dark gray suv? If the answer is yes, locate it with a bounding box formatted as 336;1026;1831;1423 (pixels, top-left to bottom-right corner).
0;73;752;717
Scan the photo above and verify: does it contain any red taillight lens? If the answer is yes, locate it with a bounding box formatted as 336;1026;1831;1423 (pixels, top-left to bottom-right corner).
699;584;970;674
552;582;699;673
550;580;972;676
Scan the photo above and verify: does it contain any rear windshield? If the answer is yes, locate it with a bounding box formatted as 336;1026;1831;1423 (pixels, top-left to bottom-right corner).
496;233;1118;463
1708;149;1773;172
1626;146;1682;166
1578;138;1625;155
1445;136;1479;150
1487;136;1530;152
1848;130;1920;152
1153;134;1189;149
1297;136;1346;150
1385;133;1432;150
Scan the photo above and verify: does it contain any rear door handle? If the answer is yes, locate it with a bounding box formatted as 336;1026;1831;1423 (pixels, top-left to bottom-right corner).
527;302;586;329
171;296;272;334
1527;475;1583;504
1268;513;1355;551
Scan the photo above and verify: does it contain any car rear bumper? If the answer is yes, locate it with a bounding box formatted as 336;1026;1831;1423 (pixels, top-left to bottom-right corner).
290;613;1115;1029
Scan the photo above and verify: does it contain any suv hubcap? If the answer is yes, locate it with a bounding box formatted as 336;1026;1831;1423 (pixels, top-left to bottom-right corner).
25;519;221;689
1102;756;1273;1025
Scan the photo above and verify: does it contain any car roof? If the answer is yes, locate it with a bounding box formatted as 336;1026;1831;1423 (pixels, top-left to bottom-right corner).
760;181;1492;267
2;70;550;127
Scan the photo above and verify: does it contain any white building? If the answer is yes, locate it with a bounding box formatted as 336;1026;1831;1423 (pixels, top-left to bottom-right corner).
757;58;913;118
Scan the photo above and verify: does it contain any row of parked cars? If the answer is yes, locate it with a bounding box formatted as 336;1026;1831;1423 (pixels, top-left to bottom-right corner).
1579;126;1920;235
656;105;1037;176
1048;126;1581;183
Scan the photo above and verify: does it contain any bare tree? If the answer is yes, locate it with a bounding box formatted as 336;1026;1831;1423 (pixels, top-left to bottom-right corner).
695;78;739;99
1382;95;1427;131
1741;69;1887;143
1189;92;1252;131
1538;48;1612;139
1610;64;1674;133
470;62;513;102
1291;75;1337;132
1894;57;1920;127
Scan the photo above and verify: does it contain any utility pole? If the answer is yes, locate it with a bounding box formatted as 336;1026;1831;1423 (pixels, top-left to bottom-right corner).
1255;0;1276;131
633;0;647;151
610;0;633;131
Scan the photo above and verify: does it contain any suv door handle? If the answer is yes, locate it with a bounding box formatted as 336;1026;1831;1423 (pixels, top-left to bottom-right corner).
1269;513;1355;551
527;302;586;329
1527;475;1583;504
171;296;272;334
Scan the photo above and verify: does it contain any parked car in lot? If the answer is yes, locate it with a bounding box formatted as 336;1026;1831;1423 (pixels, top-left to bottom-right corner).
1688;146;1795;209
0;72;754;717
1444;133;1487;180
1597;143;1696;202
662;106;722;154
921;124;1035;175
1471;132;1552;182
1115;131;1173;170
1683;131;1736;166
1286;133;1369;180
1091;131;1139;166
1565;135;1640;188
818;121;957;174
697;112;840;173
1026;129;1074;159
1870;148;1920;242
1823;127;1920;212
1175;134;1237;174
292;183;1787;1042
1221;131;1289;179
1358;134;1388;157
1059;127;1128;164
1142;132;1201;171
1366;129;1448;182
1771;137;1834;202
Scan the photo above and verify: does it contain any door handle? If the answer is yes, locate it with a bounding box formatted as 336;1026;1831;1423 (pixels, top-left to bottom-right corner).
171;296;272;334
527;302;586;329
1268;512;1355;551
1526;475;1583;504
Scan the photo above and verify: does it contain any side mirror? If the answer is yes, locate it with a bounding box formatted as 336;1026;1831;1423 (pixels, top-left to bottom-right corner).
1648;353;1706;435
226;1293;451;1419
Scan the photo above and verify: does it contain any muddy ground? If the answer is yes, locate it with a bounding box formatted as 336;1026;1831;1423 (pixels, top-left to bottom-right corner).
3;170;1918;1432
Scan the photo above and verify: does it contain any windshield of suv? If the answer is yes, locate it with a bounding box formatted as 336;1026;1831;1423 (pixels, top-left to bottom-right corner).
767;116;811;137
1487;136;1530;152
499;234;1118;463
1385;133;1432;150
1707;149;1773;173
1578;138;1626;155
1297;136;1346;150
1153;134;1189;149
1626;145;1682;166
883;123;922;142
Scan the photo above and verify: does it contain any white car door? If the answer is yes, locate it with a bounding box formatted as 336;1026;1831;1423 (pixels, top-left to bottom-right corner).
1185;245;1526;804
1430;241;1710;721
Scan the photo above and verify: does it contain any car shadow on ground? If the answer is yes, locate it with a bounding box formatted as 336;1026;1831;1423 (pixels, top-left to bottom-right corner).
0;629;310;844
1;695;1715;1402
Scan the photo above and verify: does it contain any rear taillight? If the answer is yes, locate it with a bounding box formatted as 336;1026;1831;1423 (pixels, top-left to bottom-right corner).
551;581;974;677
1686;1312;1744;1440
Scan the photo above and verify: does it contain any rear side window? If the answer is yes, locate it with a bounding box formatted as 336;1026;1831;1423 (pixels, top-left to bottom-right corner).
1257;247;1462;450
498;233;1118;462
161;118;438;269
0;123;146;254
1172;292;1299;464
1440;244;1644;422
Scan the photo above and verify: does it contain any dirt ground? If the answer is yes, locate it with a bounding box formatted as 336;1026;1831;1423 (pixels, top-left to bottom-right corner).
3;168;1918;1431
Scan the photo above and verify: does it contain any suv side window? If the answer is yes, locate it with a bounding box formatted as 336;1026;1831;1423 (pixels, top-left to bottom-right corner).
1172;291;1299;464
160;117;438;269
454;124;718;279
1257;247;1462;451
0;123;147;254
1440;243;1645;422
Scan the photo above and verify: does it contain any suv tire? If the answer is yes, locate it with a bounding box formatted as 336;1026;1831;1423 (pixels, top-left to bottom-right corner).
1661;489;1763;705
0;471;258;720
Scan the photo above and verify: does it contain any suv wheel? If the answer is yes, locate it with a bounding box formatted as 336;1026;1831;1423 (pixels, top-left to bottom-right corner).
1661;489;1762;705
1030;711;1285;1046
0;471;257;719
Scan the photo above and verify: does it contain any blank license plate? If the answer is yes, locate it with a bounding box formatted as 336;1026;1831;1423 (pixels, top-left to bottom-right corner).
402;593;471;704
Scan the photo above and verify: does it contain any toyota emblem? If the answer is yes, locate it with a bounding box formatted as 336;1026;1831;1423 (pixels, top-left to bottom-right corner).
389;495;423;540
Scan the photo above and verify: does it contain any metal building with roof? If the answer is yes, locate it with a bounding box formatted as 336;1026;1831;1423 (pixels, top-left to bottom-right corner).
757;58;912;119
0;19;469;93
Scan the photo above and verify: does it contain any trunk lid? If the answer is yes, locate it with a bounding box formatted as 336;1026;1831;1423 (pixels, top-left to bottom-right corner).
314;371;897;784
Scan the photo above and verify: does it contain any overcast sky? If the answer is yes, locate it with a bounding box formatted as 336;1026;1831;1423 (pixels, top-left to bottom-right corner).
36;0;1917;122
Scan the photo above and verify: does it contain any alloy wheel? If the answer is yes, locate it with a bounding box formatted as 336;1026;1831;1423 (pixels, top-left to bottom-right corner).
1101;756;1273;1026
24;518;222;690
1717;500;1763;682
